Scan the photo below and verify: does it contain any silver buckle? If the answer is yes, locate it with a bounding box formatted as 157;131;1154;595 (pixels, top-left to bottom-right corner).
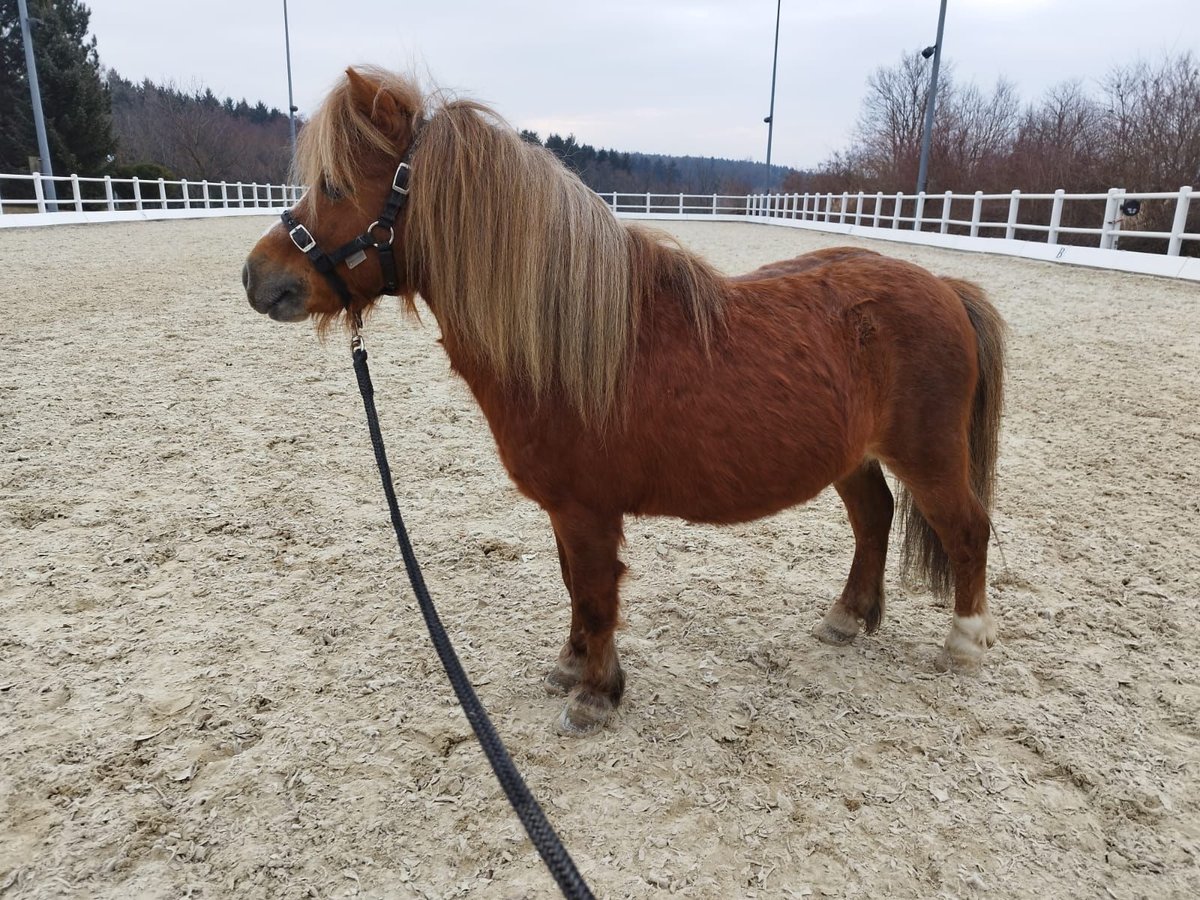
288;223;316;253
392;162;411;195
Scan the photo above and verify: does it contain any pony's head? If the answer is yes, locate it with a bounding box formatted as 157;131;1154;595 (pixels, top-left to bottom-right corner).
243;66;423;326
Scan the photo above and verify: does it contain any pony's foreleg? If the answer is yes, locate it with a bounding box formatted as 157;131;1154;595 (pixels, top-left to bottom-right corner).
546;508;626;735
544;530;585;696
815;460;894;645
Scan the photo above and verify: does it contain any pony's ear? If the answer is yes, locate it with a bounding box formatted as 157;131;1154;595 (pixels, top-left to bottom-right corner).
345;67;409;143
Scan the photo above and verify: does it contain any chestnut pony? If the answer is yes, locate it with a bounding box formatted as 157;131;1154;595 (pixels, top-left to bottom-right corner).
243;67;1007;735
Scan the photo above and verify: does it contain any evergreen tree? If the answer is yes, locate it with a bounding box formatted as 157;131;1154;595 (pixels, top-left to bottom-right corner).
0;0;115;174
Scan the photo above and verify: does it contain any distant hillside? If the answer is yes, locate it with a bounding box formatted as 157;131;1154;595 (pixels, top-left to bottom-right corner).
524;131;797;194
106;71;292;184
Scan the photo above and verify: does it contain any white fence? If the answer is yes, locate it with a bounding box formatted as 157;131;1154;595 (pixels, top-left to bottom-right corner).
605;186;1200;281
0;172;302;227
2;172;1197;280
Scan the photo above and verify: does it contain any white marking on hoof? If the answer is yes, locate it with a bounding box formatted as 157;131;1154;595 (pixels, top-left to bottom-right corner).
814;604;863;646
556;705;602;737
937;613;997;673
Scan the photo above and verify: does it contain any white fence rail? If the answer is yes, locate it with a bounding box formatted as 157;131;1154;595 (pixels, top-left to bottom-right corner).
604;186;1198;257
0;172;303;227
2;172;1197;280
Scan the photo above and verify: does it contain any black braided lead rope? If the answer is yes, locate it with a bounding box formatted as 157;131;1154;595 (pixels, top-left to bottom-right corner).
350;344;596;900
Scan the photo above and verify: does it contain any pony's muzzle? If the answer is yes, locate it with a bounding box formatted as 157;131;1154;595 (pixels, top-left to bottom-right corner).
243;256;310;322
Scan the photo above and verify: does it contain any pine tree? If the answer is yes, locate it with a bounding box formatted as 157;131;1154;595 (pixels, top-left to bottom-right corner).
0;0;115;174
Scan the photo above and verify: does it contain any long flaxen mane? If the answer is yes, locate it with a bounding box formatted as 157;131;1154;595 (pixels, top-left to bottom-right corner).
296;67;726;421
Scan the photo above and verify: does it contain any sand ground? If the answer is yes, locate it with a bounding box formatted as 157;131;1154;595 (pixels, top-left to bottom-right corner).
1;217;1198;899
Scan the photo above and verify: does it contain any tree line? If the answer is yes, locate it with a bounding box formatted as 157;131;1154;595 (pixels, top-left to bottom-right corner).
783;50;1200;253
522;130;788;195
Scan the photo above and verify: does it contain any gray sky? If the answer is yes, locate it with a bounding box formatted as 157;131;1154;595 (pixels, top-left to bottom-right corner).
88;0;1199;169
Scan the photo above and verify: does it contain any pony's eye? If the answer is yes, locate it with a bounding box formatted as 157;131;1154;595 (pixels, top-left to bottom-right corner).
321;179;345;201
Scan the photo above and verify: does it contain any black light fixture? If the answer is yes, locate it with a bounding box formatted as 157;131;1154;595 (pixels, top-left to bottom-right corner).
1120;199;1141;217
921;45;937;59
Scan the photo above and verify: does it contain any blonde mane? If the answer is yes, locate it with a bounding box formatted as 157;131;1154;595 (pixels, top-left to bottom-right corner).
298;68;726;421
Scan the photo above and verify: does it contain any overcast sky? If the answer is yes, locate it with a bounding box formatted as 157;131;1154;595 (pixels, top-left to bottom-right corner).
87;0;1199;169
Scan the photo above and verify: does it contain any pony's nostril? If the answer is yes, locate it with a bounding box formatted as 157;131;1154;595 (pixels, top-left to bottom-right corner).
242;261;251;291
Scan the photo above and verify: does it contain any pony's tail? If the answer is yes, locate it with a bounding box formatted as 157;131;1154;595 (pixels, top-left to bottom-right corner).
899;278;1007;598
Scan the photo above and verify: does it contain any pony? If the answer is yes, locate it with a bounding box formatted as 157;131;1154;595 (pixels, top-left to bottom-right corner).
243;66;1007;735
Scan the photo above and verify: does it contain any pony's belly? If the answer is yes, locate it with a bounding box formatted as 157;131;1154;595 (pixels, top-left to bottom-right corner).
632;447;848;524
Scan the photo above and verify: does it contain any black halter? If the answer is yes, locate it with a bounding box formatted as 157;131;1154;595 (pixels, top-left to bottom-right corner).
280;147;415;312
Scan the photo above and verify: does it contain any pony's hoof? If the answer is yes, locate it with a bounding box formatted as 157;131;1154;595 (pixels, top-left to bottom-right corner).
814;605;862;646
544;664;580;697
556;688;615;736
936;613;997;673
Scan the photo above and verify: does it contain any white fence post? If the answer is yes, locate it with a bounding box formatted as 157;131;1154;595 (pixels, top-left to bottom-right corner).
892;193;903;229
103;175;115;211
1168;186;1192;256
940;191;952;234
645;191;650;213
251;182;259;208
70;174;82;212
712;193;718;214
1005;190;1021;240
839;192;849;225
181;178;191;209
678;193;684;215
970;191;983;237
1048;189;1065;245
132;177;143;211
202;180;211;209
854;192;864;226
220;181;229;209
913;191;927;232
33;173;46;213
873;192;883;227
1099;188;1121;250
158;177;167;209
236;182;244;208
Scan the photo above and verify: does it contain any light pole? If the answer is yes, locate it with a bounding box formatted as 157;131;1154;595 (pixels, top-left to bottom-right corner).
916;0;947;195
17;0;58;210
763;0;781;190
283;0;298;160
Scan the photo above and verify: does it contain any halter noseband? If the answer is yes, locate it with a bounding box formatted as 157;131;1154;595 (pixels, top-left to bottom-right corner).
280;145;415;313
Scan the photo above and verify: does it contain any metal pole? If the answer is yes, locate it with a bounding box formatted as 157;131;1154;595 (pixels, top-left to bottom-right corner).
764;0;781;190
283;0;297;160
916;0;948;195
17;0;58;210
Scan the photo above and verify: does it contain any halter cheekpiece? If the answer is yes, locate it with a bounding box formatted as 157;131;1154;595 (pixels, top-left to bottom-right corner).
280;141;416;313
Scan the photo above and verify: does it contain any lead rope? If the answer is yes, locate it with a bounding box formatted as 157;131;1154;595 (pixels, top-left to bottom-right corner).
348;329;595;900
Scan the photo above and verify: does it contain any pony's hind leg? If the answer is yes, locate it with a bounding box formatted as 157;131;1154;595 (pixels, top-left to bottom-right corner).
895;466;996;672
815;460;894;645
546;508;627;735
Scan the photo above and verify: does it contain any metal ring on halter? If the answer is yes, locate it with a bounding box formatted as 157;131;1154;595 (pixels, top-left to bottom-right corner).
366;221;395;247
